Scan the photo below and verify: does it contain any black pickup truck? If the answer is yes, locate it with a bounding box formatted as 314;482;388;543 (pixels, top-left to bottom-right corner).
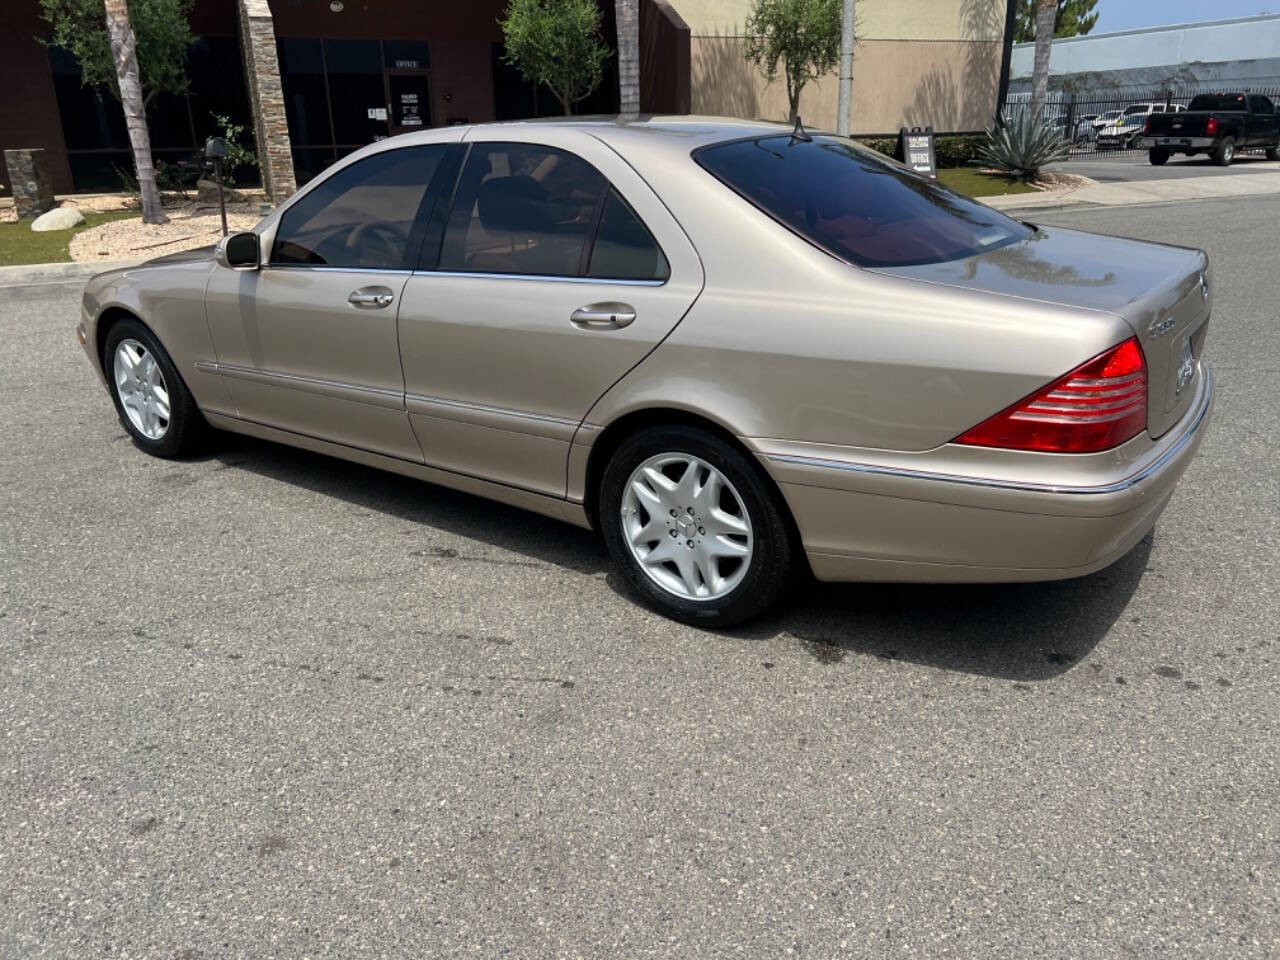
1142;92;1280;166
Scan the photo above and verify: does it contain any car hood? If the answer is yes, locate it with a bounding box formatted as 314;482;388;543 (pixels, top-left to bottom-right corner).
143;244;216;266
875;224;1203;317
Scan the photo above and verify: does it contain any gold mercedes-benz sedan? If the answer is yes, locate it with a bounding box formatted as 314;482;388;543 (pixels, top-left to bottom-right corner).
78;118;1213;625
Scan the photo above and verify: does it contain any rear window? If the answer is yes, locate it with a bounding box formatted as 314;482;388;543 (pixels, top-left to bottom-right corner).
1188;93;1247;111
695;135;1033;269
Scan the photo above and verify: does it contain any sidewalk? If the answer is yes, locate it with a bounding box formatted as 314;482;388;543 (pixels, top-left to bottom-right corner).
986;168;1280;211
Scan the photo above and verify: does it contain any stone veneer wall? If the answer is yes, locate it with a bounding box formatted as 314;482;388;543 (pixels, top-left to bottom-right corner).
237;0;296;203
3;148;56;218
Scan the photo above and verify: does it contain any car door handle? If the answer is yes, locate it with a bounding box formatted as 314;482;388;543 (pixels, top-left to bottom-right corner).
570;302;636;329
348;287;395;309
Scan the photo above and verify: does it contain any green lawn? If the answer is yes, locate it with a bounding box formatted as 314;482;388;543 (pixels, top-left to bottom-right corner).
937;168;1038;198
0;210;136;267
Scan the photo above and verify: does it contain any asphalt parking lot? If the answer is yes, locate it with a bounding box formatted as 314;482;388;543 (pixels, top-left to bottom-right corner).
1049;150;1280;181
2;195;1277;959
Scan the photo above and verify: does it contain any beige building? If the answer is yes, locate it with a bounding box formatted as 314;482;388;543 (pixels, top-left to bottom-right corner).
676;0;1010;134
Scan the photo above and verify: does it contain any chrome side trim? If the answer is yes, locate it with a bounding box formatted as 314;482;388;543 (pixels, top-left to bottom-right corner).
768;367;1212;497
406;391;580;428
412;269;664;287
208;361;405;410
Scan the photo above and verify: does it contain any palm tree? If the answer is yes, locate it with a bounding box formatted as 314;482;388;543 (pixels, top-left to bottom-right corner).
103;0;166;224
1028;0;1055;121
616;0;640;118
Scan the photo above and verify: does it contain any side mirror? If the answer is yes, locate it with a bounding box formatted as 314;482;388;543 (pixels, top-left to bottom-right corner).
216;232;260;271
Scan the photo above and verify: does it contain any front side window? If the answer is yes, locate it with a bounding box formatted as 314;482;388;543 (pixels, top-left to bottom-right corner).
696;135;1034;269
272;146;444;269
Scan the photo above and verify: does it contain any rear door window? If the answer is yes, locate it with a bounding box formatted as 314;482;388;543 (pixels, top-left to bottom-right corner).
272;146;445;269
696;135;1033;268
587;189;669;281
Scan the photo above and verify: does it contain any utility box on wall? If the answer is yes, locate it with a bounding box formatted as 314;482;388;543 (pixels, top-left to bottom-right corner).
3;148;56;218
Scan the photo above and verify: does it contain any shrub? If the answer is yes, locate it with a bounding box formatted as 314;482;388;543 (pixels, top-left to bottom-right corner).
977;112;1071;180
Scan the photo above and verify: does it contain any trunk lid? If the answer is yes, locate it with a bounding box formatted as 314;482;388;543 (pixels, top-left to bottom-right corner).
877;225;1210;439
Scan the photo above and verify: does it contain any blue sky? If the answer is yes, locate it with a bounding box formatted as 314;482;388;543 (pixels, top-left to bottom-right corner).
1094;1;1276;33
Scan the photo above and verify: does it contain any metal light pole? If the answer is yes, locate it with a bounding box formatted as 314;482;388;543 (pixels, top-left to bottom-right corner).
836;0;855;136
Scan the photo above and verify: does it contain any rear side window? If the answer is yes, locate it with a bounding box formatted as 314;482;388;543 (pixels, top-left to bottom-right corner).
696;135;1033;268
587;189;669;280
440;143;601;277
1249;95;1275;115
272;146;444;269
437;142;669;280
1188;93;1247;111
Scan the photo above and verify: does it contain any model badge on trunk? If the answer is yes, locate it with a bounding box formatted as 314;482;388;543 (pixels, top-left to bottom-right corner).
1149;315;1176;338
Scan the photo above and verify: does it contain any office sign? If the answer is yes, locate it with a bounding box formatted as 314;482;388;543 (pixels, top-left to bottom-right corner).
897;125;937;179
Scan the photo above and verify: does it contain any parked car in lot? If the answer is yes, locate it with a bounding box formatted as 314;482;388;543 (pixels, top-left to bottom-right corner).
1097;103;1186;150
1142;91;1280;165
78;118;1214;625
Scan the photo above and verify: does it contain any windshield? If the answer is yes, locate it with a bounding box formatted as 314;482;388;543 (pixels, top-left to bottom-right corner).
695;135;1034;268
1122;105;1151;116
1188;93;1247;111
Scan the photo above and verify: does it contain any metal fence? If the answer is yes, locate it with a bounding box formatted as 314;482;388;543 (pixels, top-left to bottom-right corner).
1003;86;1280;158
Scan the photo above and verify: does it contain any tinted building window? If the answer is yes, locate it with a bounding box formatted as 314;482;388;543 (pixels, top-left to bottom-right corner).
588;189;668;280
278;38;331;149
324;40;387;146
272;146;444;269
440;144;606;277
696;136;1034;268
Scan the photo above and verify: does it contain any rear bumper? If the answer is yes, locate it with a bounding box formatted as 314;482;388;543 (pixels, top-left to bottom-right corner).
1141;137;1214;149
759;366;1214;583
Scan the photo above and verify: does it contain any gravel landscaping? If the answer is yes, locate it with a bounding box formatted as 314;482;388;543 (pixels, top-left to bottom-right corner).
69;200;266;262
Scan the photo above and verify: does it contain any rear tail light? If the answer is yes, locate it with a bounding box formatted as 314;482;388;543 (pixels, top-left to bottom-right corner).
955;337;1147;453
1143;116;1152;135
1206;116;1219;135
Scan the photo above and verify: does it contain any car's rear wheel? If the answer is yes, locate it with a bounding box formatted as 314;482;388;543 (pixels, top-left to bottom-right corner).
1266;146;1279;161
1213;137;1236;166
103;317;205;458
1148;148;1170;166
599;425;793;626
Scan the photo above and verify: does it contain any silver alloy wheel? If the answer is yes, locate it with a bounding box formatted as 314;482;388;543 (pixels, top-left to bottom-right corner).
621;453;754;601
113;338;170;440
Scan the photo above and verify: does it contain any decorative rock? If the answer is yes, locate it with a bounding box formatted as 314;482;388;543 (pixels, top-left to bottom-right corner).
4;148;57;219
31;205;86;232
196;178;248;204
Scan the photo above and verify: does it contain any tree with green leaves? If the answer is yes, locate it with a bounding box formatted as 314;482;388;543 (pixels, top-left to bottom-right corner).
1013;0;1099;43
41;0;193;109
744;0;841;123
102;0;166;222
1029;0;1056;120
501;0;610;116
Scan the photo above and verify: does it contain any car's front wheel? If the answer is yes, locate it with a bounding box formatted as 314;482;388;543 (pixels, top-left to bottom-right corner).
104;316;205;458
1266;145;1279;161
599;425;794;626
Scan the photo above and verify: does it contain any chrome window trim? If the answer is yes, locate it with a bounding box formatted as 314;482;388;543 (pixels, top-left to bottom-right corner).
412;269;665;287
261;264;414;276
768;367;1212;497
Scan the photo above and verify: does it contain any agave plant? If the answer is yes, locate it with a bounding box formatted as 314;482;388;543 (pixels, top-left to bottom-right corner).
977;111;1072;180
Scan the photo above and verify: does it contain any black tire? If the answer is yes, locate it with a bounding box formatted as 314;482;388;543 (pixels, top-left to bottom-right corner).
1213;137;1235;166
1266;145;1279;161
102;316;207;458
1148;148;1170;166
599;425;794;627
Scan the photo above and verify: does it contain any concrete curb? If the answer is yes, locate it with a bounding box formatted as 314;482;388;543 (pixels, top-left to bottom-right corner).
0;259;139;287
985;170;1280;212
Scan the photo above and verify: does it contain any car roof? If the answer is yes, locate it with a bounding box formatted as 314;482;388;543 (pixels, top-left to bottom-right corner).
368;115;804;159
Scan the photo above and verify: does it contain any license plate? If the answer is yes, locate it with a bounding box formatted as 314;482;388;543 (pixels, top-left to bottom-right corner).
1176;336;1196;395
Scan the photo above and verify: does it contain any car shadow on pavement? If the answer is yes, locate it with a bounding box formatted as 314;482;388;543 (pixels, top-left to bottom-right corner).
723;534;1152;681
211;434;1149;682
